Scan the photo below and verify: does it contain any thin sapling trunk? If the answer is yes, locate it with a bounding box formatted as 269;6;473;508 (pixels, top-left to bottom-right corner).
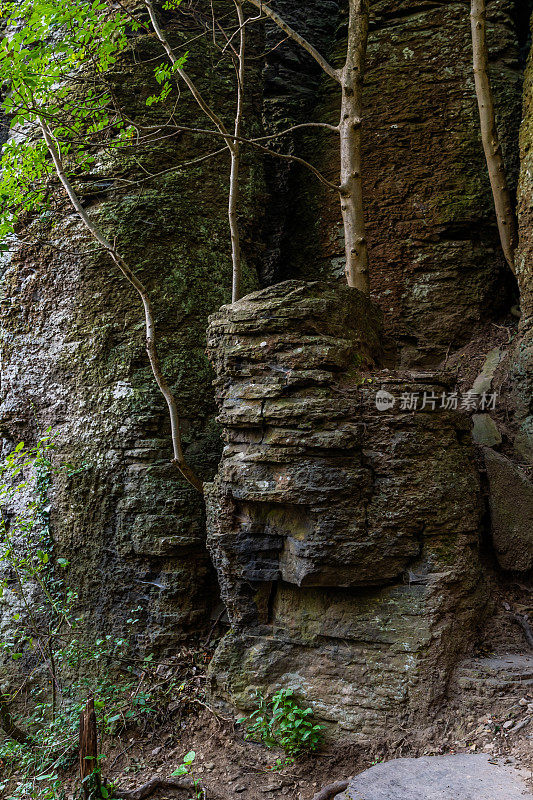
39;117;203;493
229;0;245;302
246;0;371;295
471;0;517;272
339;0;369;293
143;0;244;302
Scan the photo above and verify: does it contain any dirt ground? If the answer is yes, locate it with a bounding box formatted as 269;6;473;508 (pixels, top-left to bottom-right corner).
58;649;533;800
76;573;533;800
77;704;532;800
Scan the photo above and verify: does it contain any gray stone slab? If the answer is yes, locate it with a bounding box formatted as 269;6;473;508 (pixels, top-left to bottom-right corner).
472;413;502;446
335;754;532;799
472;347;502;395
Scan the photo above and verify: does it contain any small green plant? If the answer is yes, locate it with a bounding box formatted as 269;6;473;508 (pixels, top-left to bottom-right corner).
239;688;324;764
0;434;175;799
171;750;202;799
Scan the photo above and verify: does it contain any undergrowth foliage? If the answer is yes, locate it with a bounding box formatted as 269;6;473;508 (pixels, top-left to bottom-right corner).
239;688;324;765
0;433;195;799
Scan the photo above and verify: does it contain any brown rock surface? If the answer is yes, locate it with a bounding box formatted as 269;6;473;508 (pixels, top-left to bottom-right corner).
484;449;533;572
205;281;485;737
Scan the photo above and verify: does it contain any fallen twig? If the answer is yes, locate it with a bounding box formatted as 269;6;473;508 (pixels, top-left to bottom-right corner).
310;779;351;800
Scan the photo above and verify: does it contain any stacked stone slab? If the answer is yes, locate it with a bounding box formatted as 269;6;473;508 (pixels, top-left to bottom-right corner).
205;280;485;738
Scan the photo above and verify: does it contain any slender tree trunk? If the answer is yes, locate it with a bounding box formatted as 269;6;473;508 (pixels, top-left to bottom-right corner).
339;0;369;294
471;0;517;273
229;1;245;303
144;0;244;301
38;117;203;493
229;145;242;302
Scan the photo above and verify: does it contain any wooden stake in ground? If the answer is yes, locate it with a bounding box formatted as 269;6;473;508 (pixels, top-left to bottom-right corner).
79;697;101;799
471;0;517;273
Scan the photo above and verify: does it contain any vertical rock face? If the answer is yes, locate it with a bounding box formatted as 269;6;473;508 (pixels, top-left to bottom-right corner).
205;281;485;737
514;10;533;465
266;0;523;363
0;33;263;652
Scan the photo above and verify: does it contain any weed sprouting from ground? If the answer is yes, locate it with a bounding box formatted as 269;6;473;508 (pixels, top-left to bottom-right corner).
239;688;324;767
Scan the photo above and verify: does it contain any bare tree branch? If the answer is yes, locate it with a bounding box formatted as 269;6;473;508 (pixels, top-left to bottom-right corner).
252;140;339;190
103;121;339;190
245;0;339;83
112;146;228;187
142;0;235;150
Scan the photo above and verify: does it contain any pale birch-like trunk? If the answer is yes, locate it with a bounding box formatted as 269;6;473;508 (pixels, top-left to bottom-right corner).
144;0;244;302
39;118;204;493
339;0;369;293
229;1;245;302
246;0;370;295
471;0;517;273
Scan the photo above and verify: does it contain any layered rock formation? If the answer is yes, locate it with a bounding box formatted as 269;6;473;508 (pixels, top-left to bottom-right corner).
205;281;485;736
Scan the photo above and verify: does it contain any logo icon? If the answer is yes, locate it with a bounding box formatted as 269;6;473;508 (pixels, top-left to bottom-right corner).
375;390;395;411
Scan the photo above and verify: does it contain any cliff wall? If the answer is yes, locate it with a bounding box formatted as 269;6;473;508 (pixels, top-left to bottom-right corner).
265;0;524;363
0;0;531;712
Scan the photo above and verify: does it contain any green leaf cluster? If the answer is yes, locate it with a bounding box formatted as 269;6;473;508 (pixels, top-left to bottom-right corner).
0;0;192;251
0;0;133;241
239;688;324;762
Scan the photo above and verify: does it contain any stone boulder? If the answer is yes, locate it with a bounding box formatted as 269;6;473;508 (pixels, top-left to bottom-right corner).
485;449;533;572
334;754;531;800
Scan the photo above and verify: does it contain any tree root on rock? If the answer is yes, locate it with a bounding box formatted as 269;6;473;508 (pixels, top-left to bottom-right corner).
112;777;209;800
310;779;350;800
